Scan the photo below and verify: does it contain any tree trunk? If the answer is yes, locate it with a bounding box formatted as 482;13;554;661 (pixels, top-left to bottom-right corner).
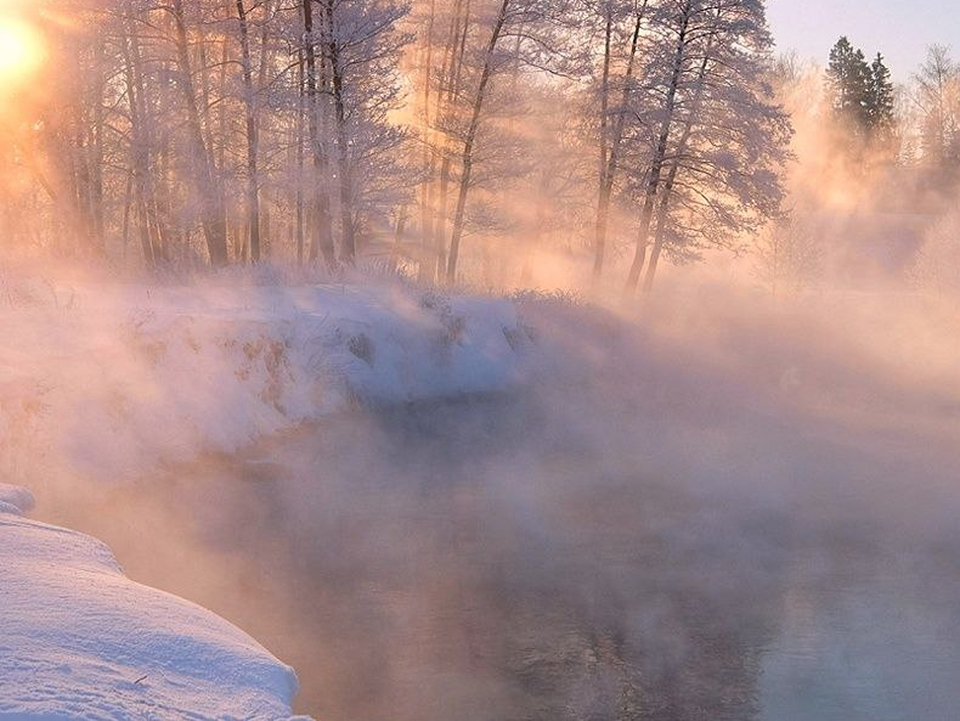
120;4;156;266
642;50;712;294
90;33;106;252
171;0;229;266
625;0;691;293
446;0;510;284
323;0;356;264
432;0;470;281
236;0;262;263
302;0;336;269
296;46;306;266
592;1;612;280
593;3;647;281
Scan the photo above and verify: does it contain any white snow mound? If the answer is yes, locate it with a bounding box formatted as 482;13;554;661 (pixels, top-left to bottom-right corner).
0;493;305;720
0;283;534;484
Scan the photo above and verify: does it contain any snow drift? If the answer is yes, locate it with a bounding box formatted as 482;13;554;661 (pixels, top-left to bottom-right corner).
0;484;305;720
0;280;532;488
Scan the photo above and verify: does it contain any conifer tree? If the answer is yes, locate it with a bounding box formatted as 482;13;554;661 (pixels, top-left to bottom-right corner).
827;36;871;132
867;53;897;146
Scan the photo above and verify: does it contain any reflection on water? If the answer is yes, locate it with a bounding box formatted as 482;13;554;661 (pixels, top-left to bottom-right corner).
45;397;960;721
760;548;960;721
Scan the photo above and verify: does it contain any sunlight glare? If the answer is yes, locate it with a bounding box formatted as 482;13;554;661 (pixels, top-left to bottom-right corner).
0;15;44;85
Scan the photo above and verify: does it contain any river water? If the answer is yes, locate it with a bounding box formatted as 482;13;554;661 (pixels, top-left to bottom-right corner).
47;387;960;720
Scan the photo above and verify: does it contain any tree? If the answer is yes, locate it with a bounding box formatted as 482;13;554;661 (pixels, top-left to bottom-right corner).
0;0;804;293
624;0;792;294
320;0;410;265
825;39;898;169
754;211;822;297
301;0;337;268
590;0;651;281
235;0;262;262
826;36;871;133
442;0;575;283
913;45;960;172
867;53;896;135
445;0;510;283
171;0;230;266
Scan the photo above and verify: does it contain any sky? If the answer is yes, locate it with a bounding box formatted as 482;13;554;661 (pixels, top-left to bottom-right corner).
767;0;959;82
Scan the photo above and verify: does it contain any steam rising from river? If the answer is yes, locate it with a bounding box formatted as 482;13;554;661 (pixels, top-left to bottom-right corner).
25;275;960;720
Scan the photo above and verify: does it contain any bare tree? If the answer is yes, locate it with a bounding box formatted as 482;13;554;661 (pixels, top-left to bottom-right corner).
235;0;262;262
171;0;229;266
914;45;960;174
624;0;791;294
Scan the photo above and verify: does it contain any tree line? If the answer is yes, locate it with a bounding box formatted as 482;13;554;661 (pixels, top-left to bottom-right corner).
825;35;960;177
3;2;957;291
0;0;792;293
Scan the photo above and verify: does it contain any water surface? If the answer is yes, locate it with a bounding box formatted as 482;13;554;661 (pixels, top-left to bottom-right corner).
49;394;960;720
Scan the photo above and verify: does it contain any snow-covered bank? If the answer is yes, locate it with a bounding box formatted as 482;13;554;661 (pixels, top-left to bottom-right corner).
0;280;533;719
0;282;533;486
0;484;305;720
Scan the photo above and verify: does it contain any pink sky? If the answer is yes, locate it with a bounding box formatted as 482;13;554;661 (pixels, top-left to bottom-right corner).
768;0;958;81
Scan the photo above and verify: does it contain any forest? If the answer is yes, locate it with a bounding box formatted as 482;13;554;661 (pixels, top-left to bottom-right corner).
1;0;956;294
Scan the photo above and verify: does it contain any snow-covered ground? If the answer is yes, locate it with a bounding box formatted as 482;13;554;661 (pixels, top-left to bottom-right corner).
0;483;305;720
0;277;535;719
4;272;960;720
0;280;533;489
0;276;536;719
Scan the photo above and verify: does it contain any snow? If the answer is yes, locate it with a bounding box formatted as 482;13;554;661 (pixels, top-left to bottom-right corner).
1;272;958;719
0;487;306;720
0;280;531;718
0;483;34;516
0;281;532;486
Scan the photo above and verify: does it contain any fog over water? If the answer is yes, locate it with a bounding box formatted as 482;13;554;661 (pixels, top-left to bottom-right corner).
34;290;960;720
0;0;958;717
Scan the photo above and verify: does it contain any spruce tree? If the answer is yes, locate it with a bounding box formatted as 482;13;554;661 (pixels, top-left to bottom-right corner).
867;53;896;136
827;37;871;132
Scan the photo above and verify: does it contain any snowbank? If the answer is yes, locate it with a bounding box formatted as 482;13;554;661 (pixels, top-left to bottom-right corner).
0;282;533;485
0;279;533;718
0;487;305;720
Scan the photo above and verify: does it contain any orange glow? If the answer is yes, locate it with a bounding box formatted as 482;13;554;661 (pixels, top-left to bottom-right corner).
0;14;45;88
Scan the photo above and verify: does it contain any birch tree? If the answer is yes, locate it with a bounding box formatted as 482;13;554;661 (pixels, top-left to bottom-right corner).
590;0;651;280
624;0;791;293
914;45;960;173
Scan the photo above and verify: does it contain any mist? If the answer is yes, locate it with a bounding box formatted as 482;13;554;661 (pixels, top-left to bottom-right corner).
3;277;952;719
1;0;960;719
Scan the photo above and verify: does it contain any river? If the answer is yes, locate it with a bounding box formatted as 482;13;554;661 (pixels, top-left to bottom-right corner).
45;386;960;720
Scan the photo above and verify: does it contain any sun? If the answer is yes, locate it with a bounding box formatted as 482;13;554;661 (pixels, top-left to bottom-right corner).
0;14;45;84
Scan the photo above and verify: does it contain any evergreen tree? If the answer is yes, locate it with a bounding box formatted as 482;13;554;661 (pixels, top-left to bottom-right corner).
867;53;896;134
827;36;871;132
